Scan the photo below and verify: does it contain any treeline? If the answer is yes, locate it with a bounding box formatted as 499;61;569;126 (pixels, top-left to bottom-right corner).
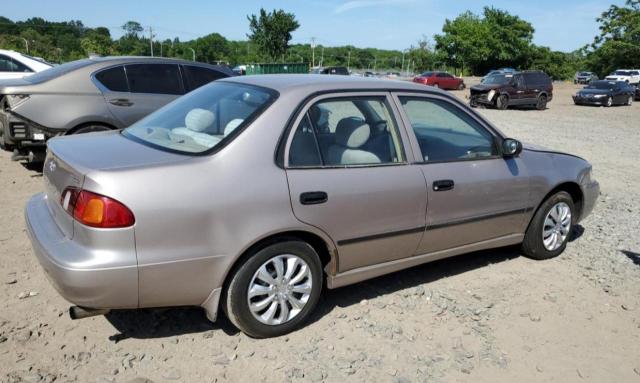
1;1;638;80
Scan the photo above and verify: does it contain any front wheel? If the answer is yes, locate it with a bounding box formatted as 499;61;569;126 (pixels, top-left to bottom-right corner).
457;83;465;90
224;241;323;338
522;191;575;260
605;97;613;107
432;83;439;89
626;96;633;106
495;94;509;110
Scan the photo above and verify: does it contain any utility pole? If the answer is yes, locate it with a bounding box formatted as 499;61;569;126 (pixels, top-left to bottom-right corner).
401;50;406;75
320;46;324;67
373;57;377;72
21;38;29;54
347;51;351;71
160;42;164;57
189;48;195;61
148;27;154;57
311;37;316;68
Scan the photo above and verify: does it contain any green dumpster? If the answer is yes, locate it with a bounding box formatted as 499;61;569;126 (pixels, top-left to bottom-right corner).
245;63;309;75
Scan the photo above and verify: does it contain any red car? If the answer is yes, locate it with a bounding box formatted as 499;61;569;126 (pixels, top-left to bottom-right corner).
413;71;465;90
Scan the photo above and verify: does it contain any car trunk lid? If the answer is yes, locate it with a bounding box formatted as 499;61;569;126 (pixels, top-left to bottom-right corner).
43;130;191;238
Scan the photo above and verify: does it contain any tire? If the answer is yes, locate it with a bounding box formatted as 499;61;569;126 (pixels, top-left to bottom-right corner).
605;97;612;107
522;191;575;260
626;96;633;106
457;83;465;90
70;124;112;135
433;83;439;89
495;94;509;110
224;240;323;338
535;95;547;110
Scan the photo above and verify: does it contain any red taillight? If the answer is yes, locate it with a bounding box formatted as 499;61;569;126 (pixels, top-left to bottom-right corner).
60;187;135;228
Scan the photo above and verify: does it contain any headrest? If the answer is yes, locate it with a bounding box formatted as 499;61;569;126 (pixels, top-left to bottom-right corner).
185;108;215;132
335;117;370;148
224;119;244;136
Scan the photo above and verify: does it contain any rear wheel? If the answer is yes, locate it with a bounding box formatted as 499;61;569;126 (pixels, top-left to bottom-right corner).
224;241;323;338
535;95;547;110
70;124;112;135
522;191;575;260
495;94;509;110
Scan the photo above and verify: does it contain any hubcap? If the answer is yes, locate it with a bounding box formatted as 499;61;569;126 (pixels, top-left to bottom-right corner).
542;202;572;251
247;254;312;325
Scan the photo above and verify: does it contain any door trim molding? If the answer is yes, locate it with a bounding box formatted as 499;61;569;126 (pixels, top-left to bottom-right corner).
327;233;524;289
337;226;426;246
428;207;534;230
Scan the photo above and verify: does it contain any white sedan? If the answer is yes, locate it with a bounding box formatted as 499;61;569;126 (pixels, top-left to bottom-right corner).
0;49;52;80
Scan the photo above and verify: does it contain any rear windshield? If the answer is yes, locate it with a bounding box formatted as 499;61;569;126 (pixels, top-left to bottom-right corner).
23;59;93;83
123;82;276;154
420;71;433;77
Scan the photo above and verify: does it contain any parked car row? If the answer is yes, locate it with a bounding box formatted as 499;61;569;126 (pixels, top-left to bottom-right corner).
0;56;234;162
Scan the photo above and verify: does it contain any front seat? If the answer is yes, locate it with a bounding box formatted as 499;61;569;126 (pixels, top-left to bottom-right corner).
327;117;381;165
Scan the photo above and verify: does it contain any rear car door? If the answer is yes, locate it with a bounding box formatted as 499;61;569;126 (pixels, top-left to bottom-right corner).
99;63;184;128
393;93;531;254
284;92;427;272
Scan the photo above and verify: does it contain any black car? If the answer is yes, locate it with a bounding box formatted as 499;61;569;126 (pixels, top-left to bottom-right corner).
470;71;553;110
635;84;640;101
573;80;634;107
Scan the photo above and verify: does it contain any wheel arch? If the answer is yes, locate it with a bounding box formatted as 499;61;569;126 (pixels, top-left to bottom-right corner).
66;121;118;135
527;181;584;231
220;229;337;295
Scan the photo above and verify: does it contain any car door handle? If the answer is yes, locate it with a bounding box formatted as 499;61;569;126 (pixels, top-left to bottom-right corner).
109;98;134;107
433;180;454;192
300;191;328;205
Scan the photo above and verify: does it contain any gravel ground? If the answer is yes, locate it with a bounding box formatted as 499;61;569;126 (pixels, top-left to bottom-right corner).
1;79;639;383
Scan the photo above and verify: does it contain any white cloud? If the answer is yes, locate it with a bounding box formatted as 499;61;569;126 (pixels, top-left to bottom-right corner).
334;0;415;14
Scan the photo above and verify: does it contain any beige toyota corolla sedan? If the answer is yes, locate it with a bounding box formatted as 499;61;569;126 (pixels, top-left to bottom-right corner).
25;75;599;338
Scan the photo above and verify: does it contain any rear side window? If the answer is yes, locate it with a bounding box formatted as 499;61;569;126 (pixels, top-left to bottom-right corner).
95;66;128;92
0;55;31;72
125;64;183;95
182;65;227;92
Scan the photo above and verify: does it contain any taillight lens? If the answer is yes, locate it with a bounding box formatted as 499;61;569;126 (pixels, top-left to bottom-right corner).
60;187;135;228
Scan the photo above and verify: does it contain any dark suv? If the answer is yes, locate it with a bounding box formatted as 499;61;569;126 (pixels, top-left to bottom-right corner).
470;71;553;110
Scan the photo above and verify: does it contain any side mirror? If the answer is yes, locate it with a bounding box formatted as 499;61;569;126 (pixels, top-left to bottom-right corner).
502;138;522;157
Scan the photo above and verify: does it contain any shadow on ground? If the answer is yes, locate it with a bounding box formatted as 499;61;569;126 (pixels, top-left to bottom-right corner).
105;244;523;341
621;250;640;266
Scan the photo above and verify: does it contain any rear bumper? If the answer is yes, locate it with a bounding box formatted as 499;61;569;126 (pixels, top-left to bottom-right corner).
25;193;138;309
0;110;53;152
579;180;599;222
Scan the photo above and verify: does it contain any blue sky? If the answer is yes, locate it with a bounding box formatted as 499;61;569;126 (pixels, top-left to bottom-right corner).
1;0;626;52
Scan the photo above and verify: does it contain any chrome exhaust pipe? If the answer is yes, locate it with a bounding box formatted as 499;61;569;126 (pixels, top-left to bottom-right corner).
69;306;110;320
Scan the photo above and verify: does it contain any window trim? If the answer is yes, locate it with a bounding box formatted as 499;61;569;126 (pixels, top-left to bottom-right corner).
391;92;505;164
284;92;410;169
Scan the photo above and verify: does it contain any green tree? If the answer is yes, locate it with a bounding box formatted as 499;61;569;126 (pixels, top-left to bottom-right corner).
121;21;143;38
247;8;299;60
584;0;640;77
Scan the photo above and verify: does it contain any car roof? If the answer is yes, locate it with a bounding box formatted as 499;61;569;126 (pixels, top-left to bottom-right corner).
222;74;440;94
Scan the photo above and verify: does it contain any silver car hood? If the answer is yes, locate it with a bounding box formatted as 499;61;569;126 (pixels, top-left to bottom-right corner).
47;130;190;173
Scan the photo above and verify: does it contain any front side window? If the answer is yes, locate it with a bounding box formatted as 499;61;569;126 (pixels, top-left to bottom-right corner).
288;97;404;167
399;97;497;162
182;65;227;92
124;82;275;154
95;66;128;92
125;64;183;95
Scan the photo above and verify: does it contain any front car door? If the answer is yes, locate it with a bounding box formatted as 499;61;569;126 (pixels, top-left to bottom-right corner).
99;63;184;128
392;93;531;254
284;92;427;272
